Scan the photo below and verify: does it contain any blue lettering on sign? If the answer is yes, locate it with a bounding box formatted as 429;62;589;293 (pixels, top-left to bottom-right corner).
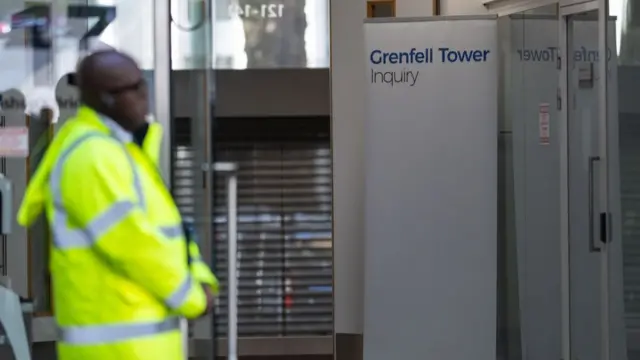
369;48;434;65
438;48;491;63
368;47;491;87
517;46;613;62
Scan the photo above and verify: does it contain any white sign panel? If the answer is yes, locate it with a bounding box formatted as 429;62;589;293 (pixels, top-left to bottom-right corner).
0;127;29;157
363;16;497;360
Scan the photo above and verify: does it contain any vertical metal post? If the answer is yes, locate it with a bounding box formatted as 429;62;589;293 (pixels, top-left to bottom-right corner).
227;172;238;360
153;0;179;356
213;162;238;360
558;14;572;360
180;316;189;359
154;0;173;185
597;0;611;358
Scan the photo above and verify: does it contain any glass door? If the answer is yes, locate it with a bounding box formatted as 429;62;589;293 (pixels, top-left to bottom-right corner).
607;0;640;358
167;0;218;359
559;2;625;360
0;0;141;313
0;0;174;355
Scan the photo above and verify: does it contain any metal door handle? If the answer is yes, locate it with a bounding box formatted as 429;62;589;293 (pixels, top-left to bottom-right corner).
588;155;601;253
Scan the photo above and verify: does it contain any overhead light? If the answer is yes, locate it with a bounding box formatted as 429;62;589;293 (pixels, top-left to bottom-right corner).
0;22;11;34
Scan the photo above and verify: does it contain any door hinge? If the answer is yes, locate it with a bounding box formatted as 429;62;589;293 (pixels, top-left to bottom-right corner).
556;88;562;111
557;56;561;70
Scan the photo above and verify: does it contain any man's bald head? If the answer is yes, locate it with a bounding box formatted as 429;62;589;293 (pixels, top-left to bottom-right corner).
77;50;139;92
76;50;149;131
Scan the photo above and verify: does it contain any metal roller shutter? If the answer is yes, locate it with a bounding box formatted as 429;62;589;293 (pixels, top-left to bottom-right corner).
213;117;332;336
172;116;198;221
171;117;333;337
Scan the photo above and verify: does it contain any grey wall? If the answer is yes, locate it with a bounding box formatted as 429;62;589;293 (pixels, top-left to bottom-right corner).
172;69;330;118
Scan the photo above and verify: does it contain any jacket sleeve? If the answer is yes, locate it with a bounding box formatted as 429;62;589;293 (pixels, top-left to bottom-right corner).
187;241;220;294
62;137;207;319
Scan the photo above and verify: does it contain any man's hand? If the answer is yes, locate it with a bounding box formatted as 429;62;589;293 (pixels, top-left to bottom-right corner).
202;284;215;316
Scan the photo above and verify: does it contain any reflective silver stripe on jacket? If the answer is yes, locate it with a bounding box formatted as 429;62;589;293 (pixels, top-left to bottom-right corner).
165;275;194;309
159;224;184;238
50;132;146;250
59;316;180;345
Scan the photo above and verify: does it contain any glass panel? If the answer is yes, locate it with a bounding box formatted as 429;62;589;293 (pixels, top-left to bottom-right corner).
0;0;157;313
212;0;329;68
169;0;217;349
501;5;559;360
170;0;329;70
0;0;51;309
565;9;618;360
610;0;640;357
498;13;522;360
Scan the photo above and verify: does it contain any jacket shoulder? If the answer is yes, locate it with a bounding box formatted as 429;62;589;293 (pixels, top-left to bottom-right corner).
61;130;129;175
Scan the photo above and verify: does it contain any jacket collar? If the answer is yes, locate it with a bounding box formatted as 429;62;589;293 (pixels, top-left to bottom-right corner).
74;106;163;168
101;116;133;143
76;106;133;144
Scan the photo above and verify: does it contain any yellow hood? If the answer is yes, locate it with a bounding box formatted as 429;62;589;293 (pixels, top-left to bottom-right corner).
17;118;78;227
18;107;164;227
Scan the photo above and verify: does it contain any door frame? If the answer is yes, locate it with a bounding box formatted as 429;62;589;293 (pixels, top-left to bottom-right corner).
558;2;611;360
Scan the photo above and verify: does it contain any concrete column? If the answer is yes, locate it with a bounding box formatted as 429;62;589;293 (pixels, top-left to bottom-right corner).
330;0;365;358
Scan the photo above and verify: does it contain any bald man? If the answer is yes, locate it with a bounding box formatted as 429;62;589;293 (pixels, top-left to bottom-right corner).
18;50;218;360
77;50;150;139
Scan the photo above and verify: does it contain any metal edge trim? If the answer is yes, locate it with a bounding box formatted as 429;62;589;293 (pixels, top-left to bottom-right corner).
509;14;557;19
483;0;557;16
364;15;498;23
508;14;617;19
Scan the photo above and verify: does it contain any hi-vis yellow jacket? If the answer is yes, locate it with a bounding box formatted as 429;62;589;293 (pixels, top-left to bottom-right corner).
18;106;219;360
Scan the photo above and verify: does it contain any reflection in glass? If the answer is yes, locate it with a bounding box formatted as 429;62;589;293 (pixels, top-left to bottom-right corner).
213;0;329;68
84;0;330;69
615;0;640;358
499;6;559;360
0;0;157;313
